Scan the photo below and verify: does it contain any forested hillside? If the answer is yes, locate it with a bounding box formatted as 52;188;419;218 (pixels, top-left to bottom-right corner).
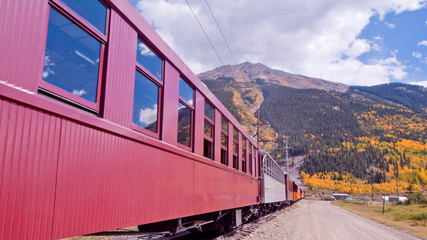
200;63;427;194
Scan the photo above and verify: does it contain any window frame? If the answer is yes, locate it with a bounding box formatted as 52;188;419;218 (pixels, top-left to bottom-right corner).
242;137;247;173
39;0;109;112
203;101;215;160
233;127;239;170
177;77;194;151
131;36;164;139
220;116;229;166
136;38;164;82
131;69;163;139
248;143;253;175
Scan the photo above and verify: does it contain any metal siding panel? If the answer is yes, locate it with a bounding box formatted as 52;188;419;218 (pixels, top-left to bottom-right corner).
235;175;257;206
103;10;136;126
0;98;60;240
245;141;249;175
193;92;204;156
0;0;48;91
238;132;242;171
194;163;235;213
227;122;233;167
263;175;286;203
213;109;222;163
161;61;179;144
53;120;194;239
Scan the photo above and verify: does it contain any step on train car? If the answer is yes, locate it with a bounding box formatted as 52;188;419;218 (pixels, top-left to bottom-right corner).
0;0;303;239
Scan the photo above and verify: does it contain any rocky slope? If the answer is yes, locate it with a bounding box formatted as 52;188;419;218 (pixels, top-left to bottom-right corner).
198;62;427;192
198;62;348;92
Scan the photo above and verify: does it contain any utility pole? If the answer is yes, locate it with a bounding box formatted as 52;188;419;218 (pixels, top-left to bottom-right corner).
252;111;270;149
396;161;400;198
283;136;293;174
371;169;374;201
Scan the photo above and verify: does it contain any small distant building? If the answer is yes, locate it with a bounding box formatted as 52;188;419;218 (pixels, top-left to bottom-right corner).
382;196;407;202
332;193;349;200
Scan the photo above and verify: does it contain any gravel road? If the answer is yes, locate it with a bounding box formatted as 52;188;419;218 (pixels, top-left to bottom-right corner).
228;199;421;240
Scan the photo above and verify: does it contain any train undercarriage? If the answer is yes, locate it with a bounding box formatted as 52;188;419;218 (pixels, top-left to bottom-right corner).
137;201;293;236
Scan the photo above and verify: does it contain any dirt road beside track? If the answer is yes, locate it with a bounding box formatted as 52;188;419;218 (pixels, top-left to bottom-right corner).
230;199;421;240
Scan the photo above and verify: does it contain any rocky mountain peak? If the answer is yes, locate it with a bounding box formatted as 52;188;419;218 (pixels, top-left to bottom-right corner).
197;62;348;92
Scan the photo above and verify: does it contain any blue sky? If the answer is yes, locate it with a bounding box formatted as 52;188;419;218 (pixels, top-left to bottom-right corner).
129;0;427;87
357;8;427;84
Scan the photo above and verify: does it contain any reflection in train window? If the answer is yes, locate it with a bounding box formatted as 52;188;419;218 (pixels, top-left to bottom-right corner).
221;117;229;165
132;71;160;134
179;78;194;106
177;103;192;148
136;39;163;82
41;7;104;109
203;120;213;159
177;78;194;150
233;127;239;170
205;101;215;121
60;0;107;34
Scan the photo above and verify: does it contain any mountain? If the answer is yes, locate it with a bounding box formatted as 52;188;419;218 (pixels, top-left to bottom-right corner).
198;62;427;194
350;83;427;112
199;62;348;92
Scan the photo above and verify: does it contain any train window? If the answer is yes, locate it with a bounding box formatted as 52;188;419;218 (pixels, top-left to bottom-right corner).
220;117;228;165
177;102;192;148
203;101;214;160
221;133;227;146
133;33;163;137
204;139;213;159
203;120;213;159
221;116;228;132
178;78;194;150
232;127;239;170
179;78;194;105
242;137;246;173
60;0;107;34
249;144;253;175
41;5;107;110
136;39;163;82
205;102;214;122
204;120;212;138
233;155;238;170
132;71;160;134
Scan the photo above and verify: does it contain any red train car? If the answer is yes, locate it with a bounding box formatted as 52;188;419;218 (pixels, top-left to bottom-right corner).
285;174;294;202
0;0;262;239
293;181;299;201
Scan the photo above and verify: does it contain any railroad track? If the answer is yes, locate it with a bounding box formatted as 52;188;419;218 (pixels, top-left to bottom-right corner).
84;206;285;240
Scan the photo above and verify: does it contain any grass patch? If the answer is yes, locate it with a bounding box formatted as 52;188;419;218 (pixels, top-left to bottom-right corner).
374;207;395;213
332;201;427;239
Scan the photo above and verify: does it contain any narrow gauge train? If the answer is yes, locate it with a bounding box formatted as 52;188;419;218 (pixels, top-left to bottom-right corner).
0;0;303;239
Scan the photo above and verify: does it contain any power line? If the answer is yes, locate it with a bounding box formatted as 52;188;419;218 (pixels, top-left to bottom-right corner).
204;0;238;65
185;0;224;66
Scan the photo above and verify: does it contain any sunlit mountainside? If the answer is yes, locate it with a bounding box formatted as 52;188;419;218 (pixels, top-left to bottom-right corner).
198;62;427;194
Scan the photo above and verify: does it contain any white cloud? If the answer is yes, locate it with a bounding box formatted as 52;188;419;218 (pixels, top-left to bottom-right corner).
43;55;55;78
418;40;427;46
134;0;425;86
138;42;155;57
371;43;382;51
345;39;371;59
409;80;427;87
412;51;422;58
72;89;87;96
139;104;158;126
386;23;396;28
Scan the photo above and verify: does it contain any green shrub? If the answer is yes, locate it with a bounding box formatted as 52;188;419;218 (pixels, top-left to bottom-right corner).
395;213;427;221
407;192;427;205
